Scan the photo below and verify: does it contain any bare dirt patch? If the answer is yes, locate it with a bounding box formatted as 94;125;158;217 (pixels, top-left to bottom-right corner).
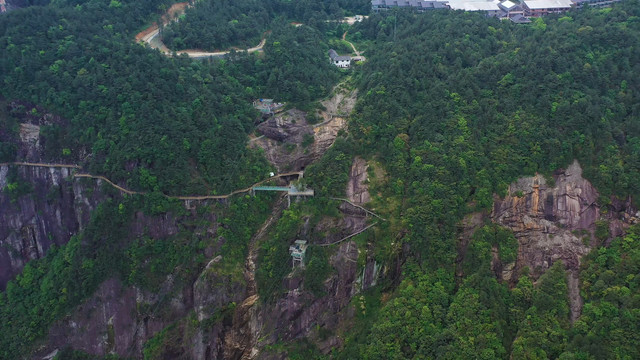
135;2;188;42
251;83;357;172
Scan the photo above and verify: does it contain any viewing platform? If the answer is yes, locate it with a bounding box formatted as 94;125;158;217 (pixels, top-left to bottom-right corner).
252;184;314;206
252;185;314;197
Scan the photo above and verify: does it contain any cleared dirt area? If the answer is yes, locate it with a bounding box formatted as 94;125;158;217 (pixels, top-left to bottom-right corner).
135;2;189;42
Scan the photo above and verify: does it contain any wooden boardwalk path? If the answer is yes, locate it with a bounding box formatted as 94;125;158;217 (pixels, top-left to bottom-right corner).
0;162;305;200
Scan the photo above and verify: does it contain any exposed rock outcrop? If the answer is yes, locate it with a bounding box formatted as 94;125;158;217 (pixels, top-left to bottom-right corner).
256;239;360;353
2;100;84;163
0;101;97;289
345;157;370;206
492;161;598;279
0;165;105;290
43;278;166;357
251;87;356;173
224;197;287;360
489;160;637;321
252;157;379;358
32;202;248;359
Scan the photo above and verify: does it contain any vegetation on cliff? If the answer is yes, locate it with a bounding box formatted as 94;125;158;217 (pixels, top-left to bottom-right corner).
1;0;640;358
162;0;371;52
333;3;640;358
0;0;345;196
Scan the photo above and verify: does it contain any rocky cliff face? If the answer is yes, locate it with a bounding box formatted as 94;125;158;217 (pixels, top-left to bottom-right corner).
1;100;85;164
250;157;379;359
255;238;360;356
492;161;598;279
32;203;248;360
0;101;101;289
0;101;98;290
39;260;246;360
251;88;356;173
489;160;637;321
4;90;376;359
0;165;105;290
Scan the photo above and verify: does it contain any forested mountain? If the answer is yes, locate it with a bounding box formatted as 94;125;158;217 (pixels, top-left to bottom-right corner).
162;0;371;51
0;0;639;359
336;4;640;358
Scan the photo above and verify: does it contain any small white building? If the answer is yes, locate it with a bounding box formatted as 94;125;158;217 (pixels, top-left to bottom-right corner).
289;240;309;268
329;49;351;68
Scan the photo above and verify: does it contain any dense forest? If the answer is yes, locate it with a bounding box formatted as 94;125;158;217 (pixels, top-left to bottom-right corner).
332;4;640;358
162;0;371;51
0;0;346;195
1;0;640;358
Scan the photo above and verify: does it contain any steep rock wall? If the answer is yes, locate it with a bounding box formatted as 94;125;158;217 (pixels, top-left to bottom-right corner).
0;165;105;290
253;157;379;358
492;160;598;278
489;160;637;321
33;206;238;359
491;160;638;278
251;87;356;173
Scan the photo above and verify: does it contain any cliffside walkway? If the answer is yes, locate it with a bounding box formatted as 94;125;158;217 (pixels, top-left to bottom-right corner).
0;161;306;200
329;197;385;220
316;222;377;247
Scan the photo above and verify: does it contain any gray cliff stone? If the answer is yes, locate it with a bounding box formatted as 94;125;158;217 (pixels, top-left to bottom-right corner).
489;160;637;322
0;165;104;290
253;157;379;358
33;206;240;359
492;161;598;278
251;87;356;173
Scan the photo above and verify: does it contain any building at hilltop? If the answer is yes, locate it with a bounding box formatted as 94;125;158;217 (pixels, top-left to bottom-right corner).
371;0;622;19
499;0;524;15
522;0;574;16
253;99;284;115
372;0;508;17
447;0;502;16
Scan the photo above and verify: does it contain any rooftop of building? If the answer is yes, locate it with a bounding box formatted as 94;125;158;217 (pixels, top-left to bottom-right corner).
447;0;501;11
372;0;449;8
499;0;521;10
329;49;352;62
510;14;532;22
522;0;574;9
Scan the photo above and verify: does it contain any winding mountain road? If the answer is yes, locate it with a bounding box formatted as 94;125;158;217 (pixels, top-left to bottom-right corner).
135;3;267;58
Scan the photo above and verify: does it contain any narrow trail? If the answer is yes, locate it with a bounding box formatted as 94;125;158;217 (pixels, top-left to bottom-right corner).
176;37;266;59
1;162;302;200
342;31;361;57
330;197;386;220
317;222;378;247
0;162;81;169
